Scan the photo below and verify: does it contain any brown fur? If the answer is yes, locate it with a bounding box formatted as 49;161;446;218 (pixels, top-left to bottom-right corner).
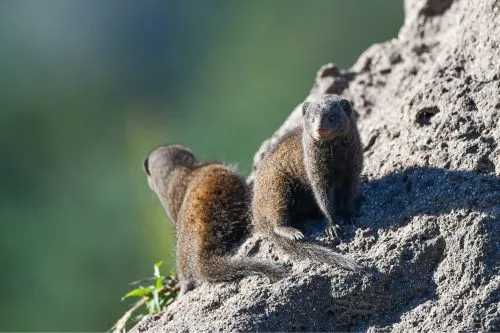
251;94;363;271
144;145;286;294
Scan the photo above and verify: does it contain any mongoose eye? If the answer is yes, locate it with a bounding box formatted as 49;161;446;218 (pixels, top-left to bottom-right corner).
143;157;151;176
339;99;352;116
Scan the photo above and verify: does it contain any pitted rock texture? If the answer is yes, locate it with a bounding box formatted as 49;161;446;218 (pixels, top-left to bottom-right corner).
134;0;499;331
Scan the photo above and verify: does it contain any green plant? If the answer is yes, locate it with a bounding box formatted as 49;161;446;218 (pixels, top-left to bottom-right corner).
111;261;179;333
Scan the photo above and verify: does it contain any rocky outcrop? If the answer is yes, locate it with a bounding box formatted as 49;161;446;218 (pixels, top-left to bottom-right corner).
134;0;499;331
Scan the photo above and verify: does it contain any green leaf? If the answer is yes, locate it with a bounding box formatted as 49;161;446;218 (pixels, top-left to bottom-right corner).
153;289;161;313
155;276;164;289
165;297;175;306
122;287;151;300
153;261;163;278
146;299;155;314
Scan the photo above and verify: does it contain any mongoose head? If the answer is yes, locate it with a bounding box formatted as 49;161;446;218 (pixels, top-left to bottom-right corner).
302;95;353;141
144;144;197;221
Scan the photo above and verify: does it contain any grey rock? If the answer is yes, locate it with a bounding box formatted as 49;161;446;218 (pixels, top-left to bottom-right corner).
134;0;500;331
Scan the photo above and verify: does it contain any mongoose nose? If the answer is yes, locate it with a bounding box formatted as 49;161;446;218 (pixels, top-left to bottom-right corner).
316;128;328;135
143;157;150;176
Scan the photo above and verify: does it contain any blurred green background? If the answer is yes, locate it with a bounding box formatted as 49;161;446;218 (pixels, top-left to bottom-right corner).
0;1;403;331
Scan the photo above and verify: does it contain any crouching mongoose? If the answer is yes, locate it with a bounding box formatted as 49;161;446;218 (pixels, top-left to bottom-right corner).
144;145;287;294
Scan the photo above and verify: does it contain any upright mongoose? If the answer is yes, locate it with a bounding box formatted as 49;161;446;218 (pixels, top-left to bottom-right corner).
251;94;363;270
144;145;287;294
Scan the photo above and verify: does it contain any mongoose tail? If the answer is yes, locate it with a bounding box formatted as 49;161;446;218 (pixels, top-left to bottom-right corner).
197;255;288;283
270;233;362;272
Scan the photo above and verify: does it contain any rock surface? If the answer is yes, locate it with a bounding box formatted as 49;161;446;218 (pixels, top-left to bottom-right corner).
134;0;499;331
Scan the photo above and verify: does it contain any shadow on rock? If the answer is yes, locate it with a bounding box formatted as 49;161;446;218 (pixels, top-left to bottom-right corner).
358;167;499;231
265;166;499;331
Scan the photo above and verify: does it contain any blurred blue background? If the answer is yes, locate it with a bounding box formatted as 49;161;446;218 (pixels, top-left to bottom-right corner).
0;1;403;330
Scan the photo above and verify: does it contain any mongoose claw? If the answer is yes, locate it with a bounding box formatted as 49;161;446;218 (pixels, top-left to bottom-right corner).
345;216;357;226
274;226;305;241
291;231;306;241
325;223;341;239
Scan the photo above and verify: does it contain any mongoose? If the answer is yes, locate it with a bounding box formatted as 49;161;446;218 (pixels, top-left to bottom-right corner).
247;63;347;184
144;144;287;294
251;94;363;271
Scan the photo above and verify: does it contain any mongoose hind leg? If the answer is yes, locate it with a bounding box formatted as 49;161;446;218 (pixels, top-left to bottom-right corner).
274;225;305;241
176;227;197;295
176;253;195;295
179;279;195;295
255;182;305;241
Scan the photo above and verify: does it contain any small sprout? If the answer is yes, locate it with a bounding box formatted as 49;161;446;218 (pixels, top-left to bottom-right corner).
153;261;163;278
122;287;152;300
111;262;179;333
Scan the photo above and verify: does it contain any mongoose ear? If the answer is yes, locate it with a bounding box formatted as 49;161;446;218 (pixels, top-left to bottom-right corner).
143;157;150;176
302;102;311;115
339;99;352;116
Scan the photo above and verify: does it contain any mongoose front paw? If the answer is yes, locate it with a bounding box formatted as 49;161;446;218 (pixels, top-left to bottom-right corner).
274;226;305;241
325;223;341;239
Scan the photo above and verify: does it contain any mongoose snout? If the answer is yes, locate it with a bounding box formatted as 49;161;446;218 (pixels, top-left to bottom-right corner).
303;97;351;142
